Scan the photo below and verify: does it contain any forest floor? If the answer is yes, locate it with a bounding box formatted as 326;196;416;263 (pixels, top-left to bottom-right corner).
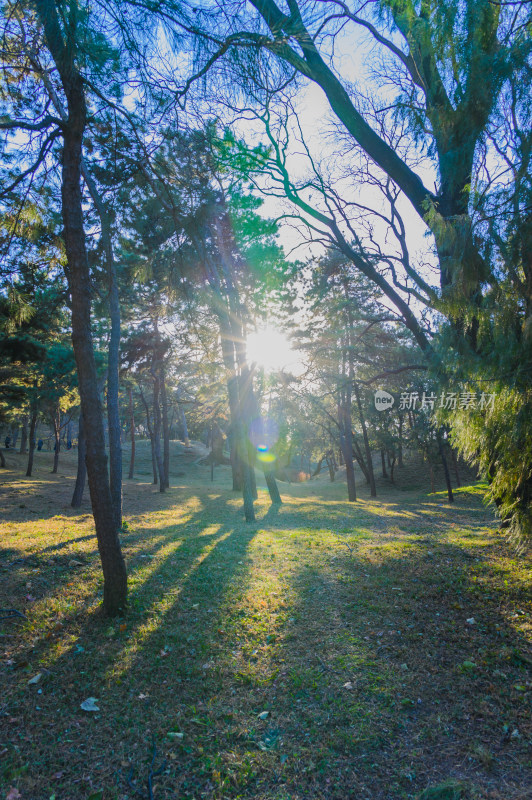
0;446;531;800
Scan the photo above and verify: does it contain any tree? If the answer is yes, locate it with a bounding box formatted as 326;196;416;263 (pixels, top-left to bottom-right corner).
0;0;128;613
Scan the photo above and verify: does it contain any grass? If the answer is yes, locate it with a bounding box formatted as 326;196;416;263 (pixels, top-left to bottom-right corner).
0;445;531;800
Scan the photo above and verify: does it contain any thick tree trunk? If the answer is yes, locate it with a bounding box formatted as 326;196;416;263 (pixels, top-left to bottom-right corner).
160;367;170;490
71;413;86;508
128;386;135;480
36;0;127;616
25;409;38;477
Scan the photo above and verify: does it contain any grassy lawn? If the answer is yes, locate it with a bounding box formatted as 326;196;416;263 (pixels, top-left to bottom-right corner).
1;447;531;800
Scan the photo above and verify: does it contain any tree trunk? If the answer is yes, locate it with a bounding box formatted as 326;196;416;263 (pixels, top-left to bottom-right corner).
52;410;60;473
26;409;38;477
0;448;5;468
352;439;371;484
19;418;28;454
390;455;396;483
339;400;356;501
451;448;461;487
151;367;166;493
128;386;135;480
437;432;454;503
177;386;190;447
80;156;122;527
381;449;388;478
264;463;282;505
312;455;325;477
160;367;170;489
71;413;87;508
106;280;122;526
327;452;335;482
151;436;158;484
139;387;158;484
36;0;127;616
430;463;435;493
226;374;242;491
398;416;404;467
353;382;377;497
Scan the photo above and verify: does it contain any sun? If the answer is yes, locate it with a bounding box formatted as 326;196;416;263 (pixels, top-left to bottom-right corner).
246;327;301;373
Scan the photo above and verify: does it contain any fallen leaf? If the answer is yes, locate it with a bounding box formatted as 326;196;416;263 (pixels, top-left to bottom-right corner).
27;672;42;685
167;731;184;740
343;682;354;690
80;697;99;712
6;788;21;800
258;711;269;720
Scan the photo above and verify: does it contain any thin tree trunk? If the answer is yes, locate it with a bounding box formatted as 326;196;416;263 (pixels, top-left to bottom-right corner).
26;409;38;477
177;386;190;447
451;447;462;487
151;438;158;483
352;439;370;484
19;418;28;454
160;367;170;490
106;279;122;526
339;401;356;501
139;387;158;484
52;410;60;473
398;416;404;467
312;455;325;477
327;453;335;482
71;413;86;507
151;366;166;493
430;463;435;493
381;449;388;478
264;463;282;504
80;164;122;527
36;0;127;616
390;455;396;483
0;448;5;468
353;382;377;497
438;432;454;503
128;386;135;480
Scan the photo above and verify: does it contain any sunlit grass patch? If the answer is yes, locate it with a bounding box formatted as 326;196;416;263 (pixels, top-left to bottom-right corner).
0;462;530;800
